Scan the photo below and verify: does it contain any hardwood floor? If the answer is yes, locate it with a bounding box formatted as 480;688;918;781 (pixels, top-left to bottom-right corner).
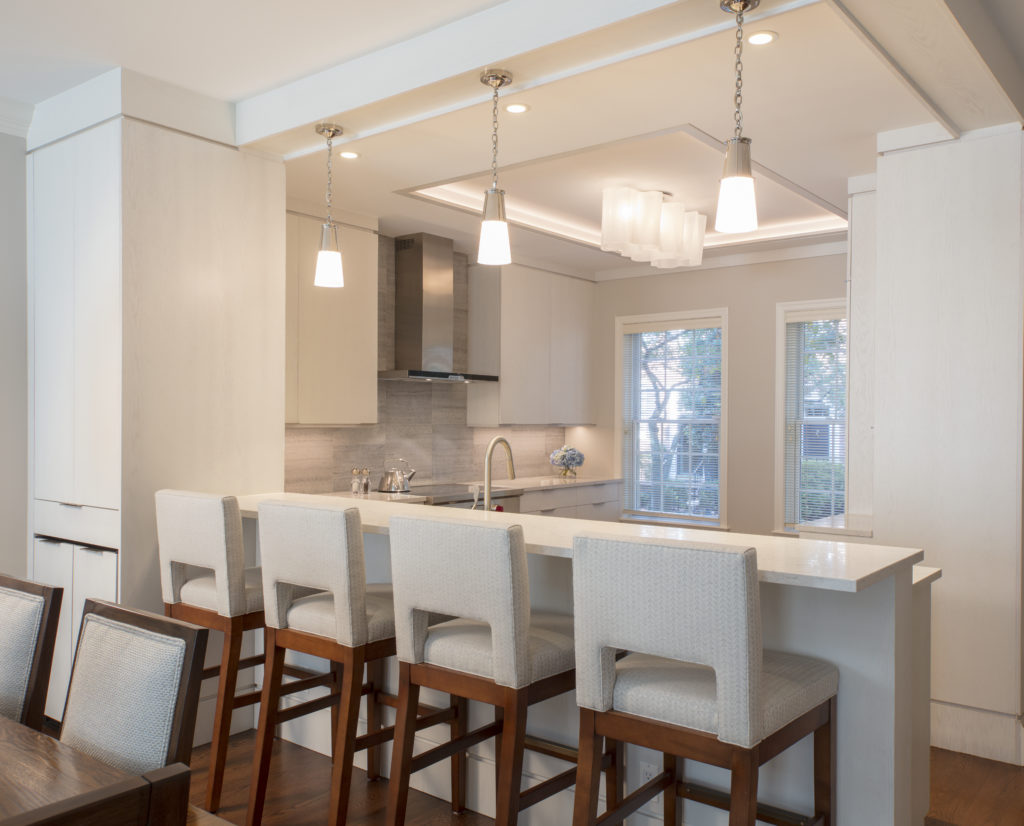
189;734;1024;825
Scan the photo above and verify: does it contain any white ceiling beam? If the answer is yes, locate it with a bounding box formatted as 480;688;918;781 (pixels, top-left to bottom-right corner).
234;0;678;146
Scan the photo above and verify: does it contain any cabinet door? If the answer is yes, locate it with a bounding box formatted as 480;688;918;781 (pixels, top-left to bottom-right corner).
289;214;378;424
32;140;76;504
71;122;122;510
548;275;594;425
71;545;119;650
32;538;74;720
498;266;551;424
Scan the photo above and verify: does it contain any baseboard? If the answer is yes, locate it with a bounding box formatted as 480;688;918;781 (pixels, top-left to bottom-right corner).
931;701;1024;765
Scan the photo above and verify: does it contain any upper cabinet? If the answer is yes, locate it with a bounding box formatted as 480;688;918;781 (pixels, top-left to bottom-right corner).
467;263;594;426
285;212;378;425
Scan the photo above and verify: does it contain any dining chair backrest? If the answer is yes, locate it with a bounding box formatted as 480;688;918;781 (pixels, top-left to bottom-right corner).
60;600;208;775
389;515;531;688
0;574;63;729
572;534;764;747
155;489;247;617
258;500;369;646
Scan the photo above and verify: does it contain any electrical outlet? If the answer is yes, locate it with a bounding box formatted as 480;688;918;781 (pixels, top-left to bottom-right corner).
639;762;663;808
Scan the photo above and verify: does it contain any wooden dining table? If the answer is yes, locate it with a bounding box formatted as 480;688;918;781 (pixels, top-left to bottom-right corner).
0;714;194;825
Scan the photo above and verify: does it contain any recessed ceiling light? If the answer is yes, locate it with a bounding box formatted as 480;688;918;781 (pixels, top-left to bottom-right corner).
505;103;529;114
340;150;359;159
747;30;777;45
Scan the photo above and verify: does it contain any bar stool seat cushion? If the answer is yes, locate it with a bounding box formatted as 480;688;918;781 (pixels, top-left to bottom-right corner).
179;567;264;615
613;650;838;744
287;585;396;643
423;610;574;684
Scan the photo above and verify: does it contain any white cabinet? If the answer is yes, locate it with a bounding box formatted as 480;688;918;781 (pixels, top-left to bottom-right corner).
467;264;594;426
32;538;117;720
31;122;121;510
519;482;622;521
285;212;378;425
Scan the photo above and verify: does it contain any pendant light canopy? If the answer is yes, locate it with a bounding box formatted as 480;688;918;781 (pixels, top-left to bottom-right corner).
715;0;759;235
314;123;344;288
477;69;513;266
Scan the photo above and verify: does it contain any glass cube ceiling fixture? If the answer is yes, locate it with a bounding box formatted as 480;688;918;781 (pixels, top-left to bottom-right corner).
601;187;707;268
477;69;513;266
716;0;759;234
314;122;344;288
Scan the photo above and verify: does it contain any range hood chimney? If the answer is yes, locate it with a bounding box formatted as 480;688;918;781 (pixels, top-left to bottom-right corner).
378;233;498;383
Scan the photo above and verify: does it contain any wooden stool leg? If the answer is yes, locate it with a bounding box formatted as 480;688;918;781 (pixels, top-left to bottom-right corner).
814;696;837;826
245;632;286;826
664;753;681;826
728;748;759;826
603;737;624;810
365;658;385;781
450;694;468;813
206;616;244;812
386;662;421;826
493;705;504;800
329;661;343;762
494;688;528;826
572;708;603;826
328;647;366;826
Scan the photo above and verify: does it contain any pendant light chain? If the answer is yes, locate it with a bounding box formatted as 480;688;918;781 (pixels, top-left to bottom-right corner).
325;132;334;224
490;82;500;189
733;10;744;140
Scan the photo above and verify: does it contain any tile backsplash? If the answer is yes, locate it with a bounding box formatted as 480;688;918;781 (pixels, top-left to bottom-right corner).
285;235;565;493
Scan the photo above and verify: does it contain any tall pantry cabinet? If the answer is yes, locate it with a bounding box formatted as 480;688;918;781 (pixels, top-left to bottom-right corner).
28;117;286;719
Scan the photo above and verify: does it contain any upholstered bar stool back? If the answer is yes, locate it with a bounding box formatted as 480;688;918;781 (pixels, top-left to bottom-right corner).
155;489;265;812
571;534;838;826
386;516;616;826
0;575;63;729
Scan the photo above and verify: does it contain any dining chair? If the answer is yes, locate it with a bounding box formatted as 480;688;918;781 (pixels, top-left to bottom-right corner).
386;515;621;826
59;599;208;778
155;488;269;812
570;534;838;826
0;573;63;730
247;500;460;826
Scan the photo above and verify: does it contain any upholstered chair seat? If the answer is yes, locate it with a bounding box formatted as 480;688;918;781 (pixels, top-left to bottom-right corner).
422;610;574;684
284;587;396;643
178;567;265;615
612;650;837;742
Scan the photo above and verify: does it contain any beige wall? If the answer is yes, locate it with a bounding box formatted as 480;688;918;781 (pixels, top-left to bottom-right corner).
0;133;26;576
568;254;847;536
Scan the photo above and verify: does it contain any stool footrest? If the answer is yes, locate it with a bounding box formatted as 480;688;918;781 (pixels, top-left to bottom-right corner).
275;691;338;724
201;653;266;682
523;734;578;764
280;672;334;697
679;781;817;826
597;771;673;826
518;765;577;811
410;720;503;774
354;703;456;752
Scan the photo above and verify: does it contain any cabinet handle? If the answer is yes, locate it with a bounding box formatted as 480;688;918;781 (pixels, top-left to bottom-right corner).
77;545;115;555
59;502;84;509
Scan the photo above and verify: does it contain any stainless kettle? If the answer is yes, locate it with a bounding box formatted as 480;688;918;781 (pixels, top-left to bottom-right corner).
378;459;417;492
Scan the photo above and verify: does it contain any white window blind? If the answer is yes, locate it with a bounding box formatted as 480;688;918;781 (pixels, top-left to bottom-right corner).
622;319;723;523
783;315;847;527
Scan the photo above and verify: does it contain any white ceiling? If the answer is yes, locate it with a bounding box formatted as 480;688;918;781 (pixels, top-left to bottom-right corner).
4;0;1024;278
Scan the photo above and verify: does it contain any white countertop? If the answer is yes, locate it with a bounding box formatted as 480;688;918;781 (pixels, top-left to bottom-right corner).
236;492;923;593
317;490;428;504
460;475;621;491
798;512;874;538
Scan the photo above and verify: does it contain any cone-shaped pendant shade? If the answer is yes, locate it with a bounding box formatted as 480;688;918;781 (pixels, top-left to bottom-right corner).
715;137;758;234
478;188;511;265
314;222;344;287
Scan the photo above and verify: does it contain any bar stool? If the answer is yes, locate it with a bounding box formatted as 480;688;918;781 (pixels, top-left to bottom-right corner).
155;489;266;812
386;515;622;826
570;534;838;826
247;501;461;826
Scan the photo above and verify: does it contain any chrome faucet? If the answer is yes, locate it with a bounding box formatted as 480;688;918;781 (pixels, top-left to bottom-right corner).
483;436;516;511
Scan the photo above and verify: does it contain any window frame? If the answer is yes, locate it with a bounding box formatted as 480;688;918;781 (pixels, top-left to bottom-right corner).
773;298;848;533
615;308;729;528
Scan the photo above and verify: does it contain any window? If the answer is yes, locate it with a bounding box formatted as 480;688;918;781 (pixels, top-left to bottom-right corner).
777;302;848;530
621;312;726;525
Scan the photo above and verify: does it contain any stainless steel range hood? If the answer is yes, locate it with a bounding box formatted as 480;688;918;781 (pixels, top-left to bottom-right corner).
378;233;498;383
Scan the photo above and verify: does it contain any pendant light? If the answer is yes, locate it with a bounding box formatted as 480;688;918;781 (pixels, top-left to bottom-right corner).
477;69;513;266
715;0;759;234
314;123;344;288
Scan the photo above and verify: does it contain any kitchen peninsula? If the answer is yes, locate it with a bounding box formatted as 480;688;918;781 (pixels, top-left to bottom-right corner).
235;492;933;826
